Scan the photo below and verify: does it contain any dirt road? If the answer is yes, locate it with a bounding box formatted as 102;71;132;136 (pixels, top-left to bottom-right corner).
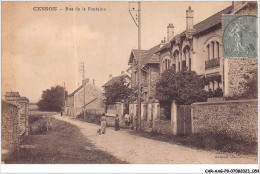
54;115;257;164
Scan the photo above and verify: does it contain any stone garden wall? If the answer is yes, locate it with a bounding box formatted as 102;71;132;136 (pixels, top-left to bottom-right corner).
192;99;258;142
1;101;19;159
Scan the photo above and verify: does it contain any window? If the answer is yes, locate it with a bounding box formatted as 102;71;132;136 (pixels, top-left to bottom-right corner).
206;41;220;60
183;46;191;70
134;71;137;84
207;45;210;60
162;56;171;73
212;41;215;59
173;50;179;72
144;72;148;83
216;41;220;58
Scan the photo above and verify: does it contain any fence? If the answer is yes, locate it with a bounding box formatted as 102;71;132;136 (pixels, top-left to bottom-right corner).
130;101;192;136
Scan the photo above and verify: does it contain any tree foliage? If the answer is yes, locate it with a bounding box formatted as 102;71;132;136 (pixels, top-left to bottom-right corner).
37;85;68;112
104;77;132;105
155;68;207;105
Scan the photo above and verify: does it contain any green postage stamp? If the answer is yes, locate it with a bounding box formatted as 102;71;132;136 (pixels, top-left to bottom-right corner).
222;15;257;58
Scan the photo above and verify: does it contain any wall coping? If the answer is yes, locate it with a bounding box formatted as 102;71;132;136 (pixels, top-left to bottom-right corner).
191;99;258;106
2;100;18;108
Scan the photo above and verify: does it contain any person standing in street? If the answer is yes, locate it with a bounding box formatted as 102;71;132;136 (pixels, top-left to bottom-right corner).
100;113;107;134
115;114;120;131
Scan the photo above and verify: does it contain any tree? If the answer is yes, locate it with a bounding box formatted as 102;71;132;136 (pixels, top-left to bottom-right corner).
104;77;132;105
155;68;207;105
37;85;68;112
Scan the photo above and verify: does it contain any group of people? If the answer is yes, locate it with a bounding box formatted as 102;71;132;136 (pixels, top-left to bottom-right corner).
99;113;132;134
99;113;120;134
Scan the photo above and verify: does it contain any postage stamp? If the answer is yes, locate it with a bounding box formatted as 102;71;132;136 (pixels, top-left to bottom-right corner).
222;15;257;58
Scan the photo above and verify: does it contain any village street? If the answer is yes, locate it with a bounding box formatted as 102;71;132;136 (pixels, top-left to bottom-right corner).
54;115;257;164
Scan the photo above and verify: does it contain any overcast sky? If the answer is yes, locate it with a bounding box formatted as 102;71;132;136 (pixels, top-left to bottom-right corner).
2;1;231;102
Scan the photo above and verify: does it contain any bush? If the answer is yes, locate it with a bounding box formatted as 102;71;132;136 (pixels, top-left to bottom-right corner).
207;87;223;98
29;116;51;134
104;77;132;105
155;68;207;105
77;112;102;125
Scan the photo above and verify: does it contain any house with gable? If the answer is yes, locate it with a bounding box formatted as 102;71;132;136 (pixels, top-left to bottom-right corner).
102;71;131;90
65;78;105;117
128;43;165;103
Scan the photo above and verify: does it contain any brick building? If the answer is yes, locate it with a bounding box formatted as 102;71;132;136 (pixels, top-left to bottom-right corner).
156;1;258;97
128;44;163;102
65;78;105;117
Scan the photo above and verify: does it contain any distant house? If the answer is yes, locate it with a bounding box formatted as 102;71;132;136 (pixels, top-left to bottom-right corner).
65;78;105;117
102;71;131;90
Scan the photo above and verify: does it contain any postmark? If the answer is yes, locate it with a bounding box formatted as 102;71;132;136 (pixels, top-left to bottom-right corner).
223;15;257;58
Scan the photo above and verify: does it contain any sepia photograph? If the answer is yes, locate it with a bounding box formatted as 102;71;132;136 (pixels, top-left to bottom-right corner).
1;0;259;171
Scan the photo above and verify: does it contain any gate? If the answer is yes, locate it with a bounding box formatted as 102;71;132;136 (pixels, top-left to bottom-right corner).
177;105;191;135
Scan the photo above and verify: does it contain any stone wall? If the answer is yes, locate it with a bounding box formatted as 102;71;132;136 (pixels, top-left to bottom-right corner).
152;120;172;135
141;120;153;132
225;58;258;97
192;99;258;142
223;2;258;97
86;99;105;115
1;101;19;159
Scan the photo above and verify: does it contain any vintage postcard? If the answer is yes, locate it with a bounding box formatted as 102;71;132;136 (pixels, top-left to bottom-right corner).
1;0;259;172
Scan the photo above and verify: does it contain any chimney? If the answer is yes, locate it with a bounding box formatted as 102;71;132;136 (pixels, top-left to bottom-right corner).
121;71;125;75
167;23;174;42
109;74;112;80
160;37;166;48
186;6;194;30
82;78;89;85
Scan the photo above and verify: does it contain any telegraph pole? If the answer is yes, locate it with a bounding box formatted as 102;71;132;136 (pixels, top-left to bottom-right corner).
63;82;66;114
79;62;86;118
129;1;141;131
137;1;141;131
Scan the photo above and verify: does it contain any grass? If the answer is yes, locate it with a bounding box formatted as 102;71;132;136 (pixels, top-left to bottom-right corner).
128;130;257;156
4;114;127;164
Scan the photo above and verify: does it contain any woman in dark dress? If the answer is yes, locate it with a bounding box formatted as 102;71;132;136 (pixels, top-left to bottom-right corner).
115;114;120;131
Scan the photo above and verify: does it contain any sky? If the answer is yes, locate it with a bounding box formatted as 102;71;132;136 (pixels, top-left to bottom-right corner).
2;1;231;102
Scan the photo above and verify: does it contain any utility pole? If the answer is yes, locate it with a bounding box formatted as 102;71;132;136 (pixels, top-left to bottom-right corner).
63;82;66;114
129;1;141;131
79;62;86;118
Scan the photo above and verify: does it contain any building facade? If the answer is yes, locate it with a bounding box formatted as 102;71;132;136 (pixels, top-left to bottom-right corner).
65;78;105;117
156;2;258;97
128;44;163;102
